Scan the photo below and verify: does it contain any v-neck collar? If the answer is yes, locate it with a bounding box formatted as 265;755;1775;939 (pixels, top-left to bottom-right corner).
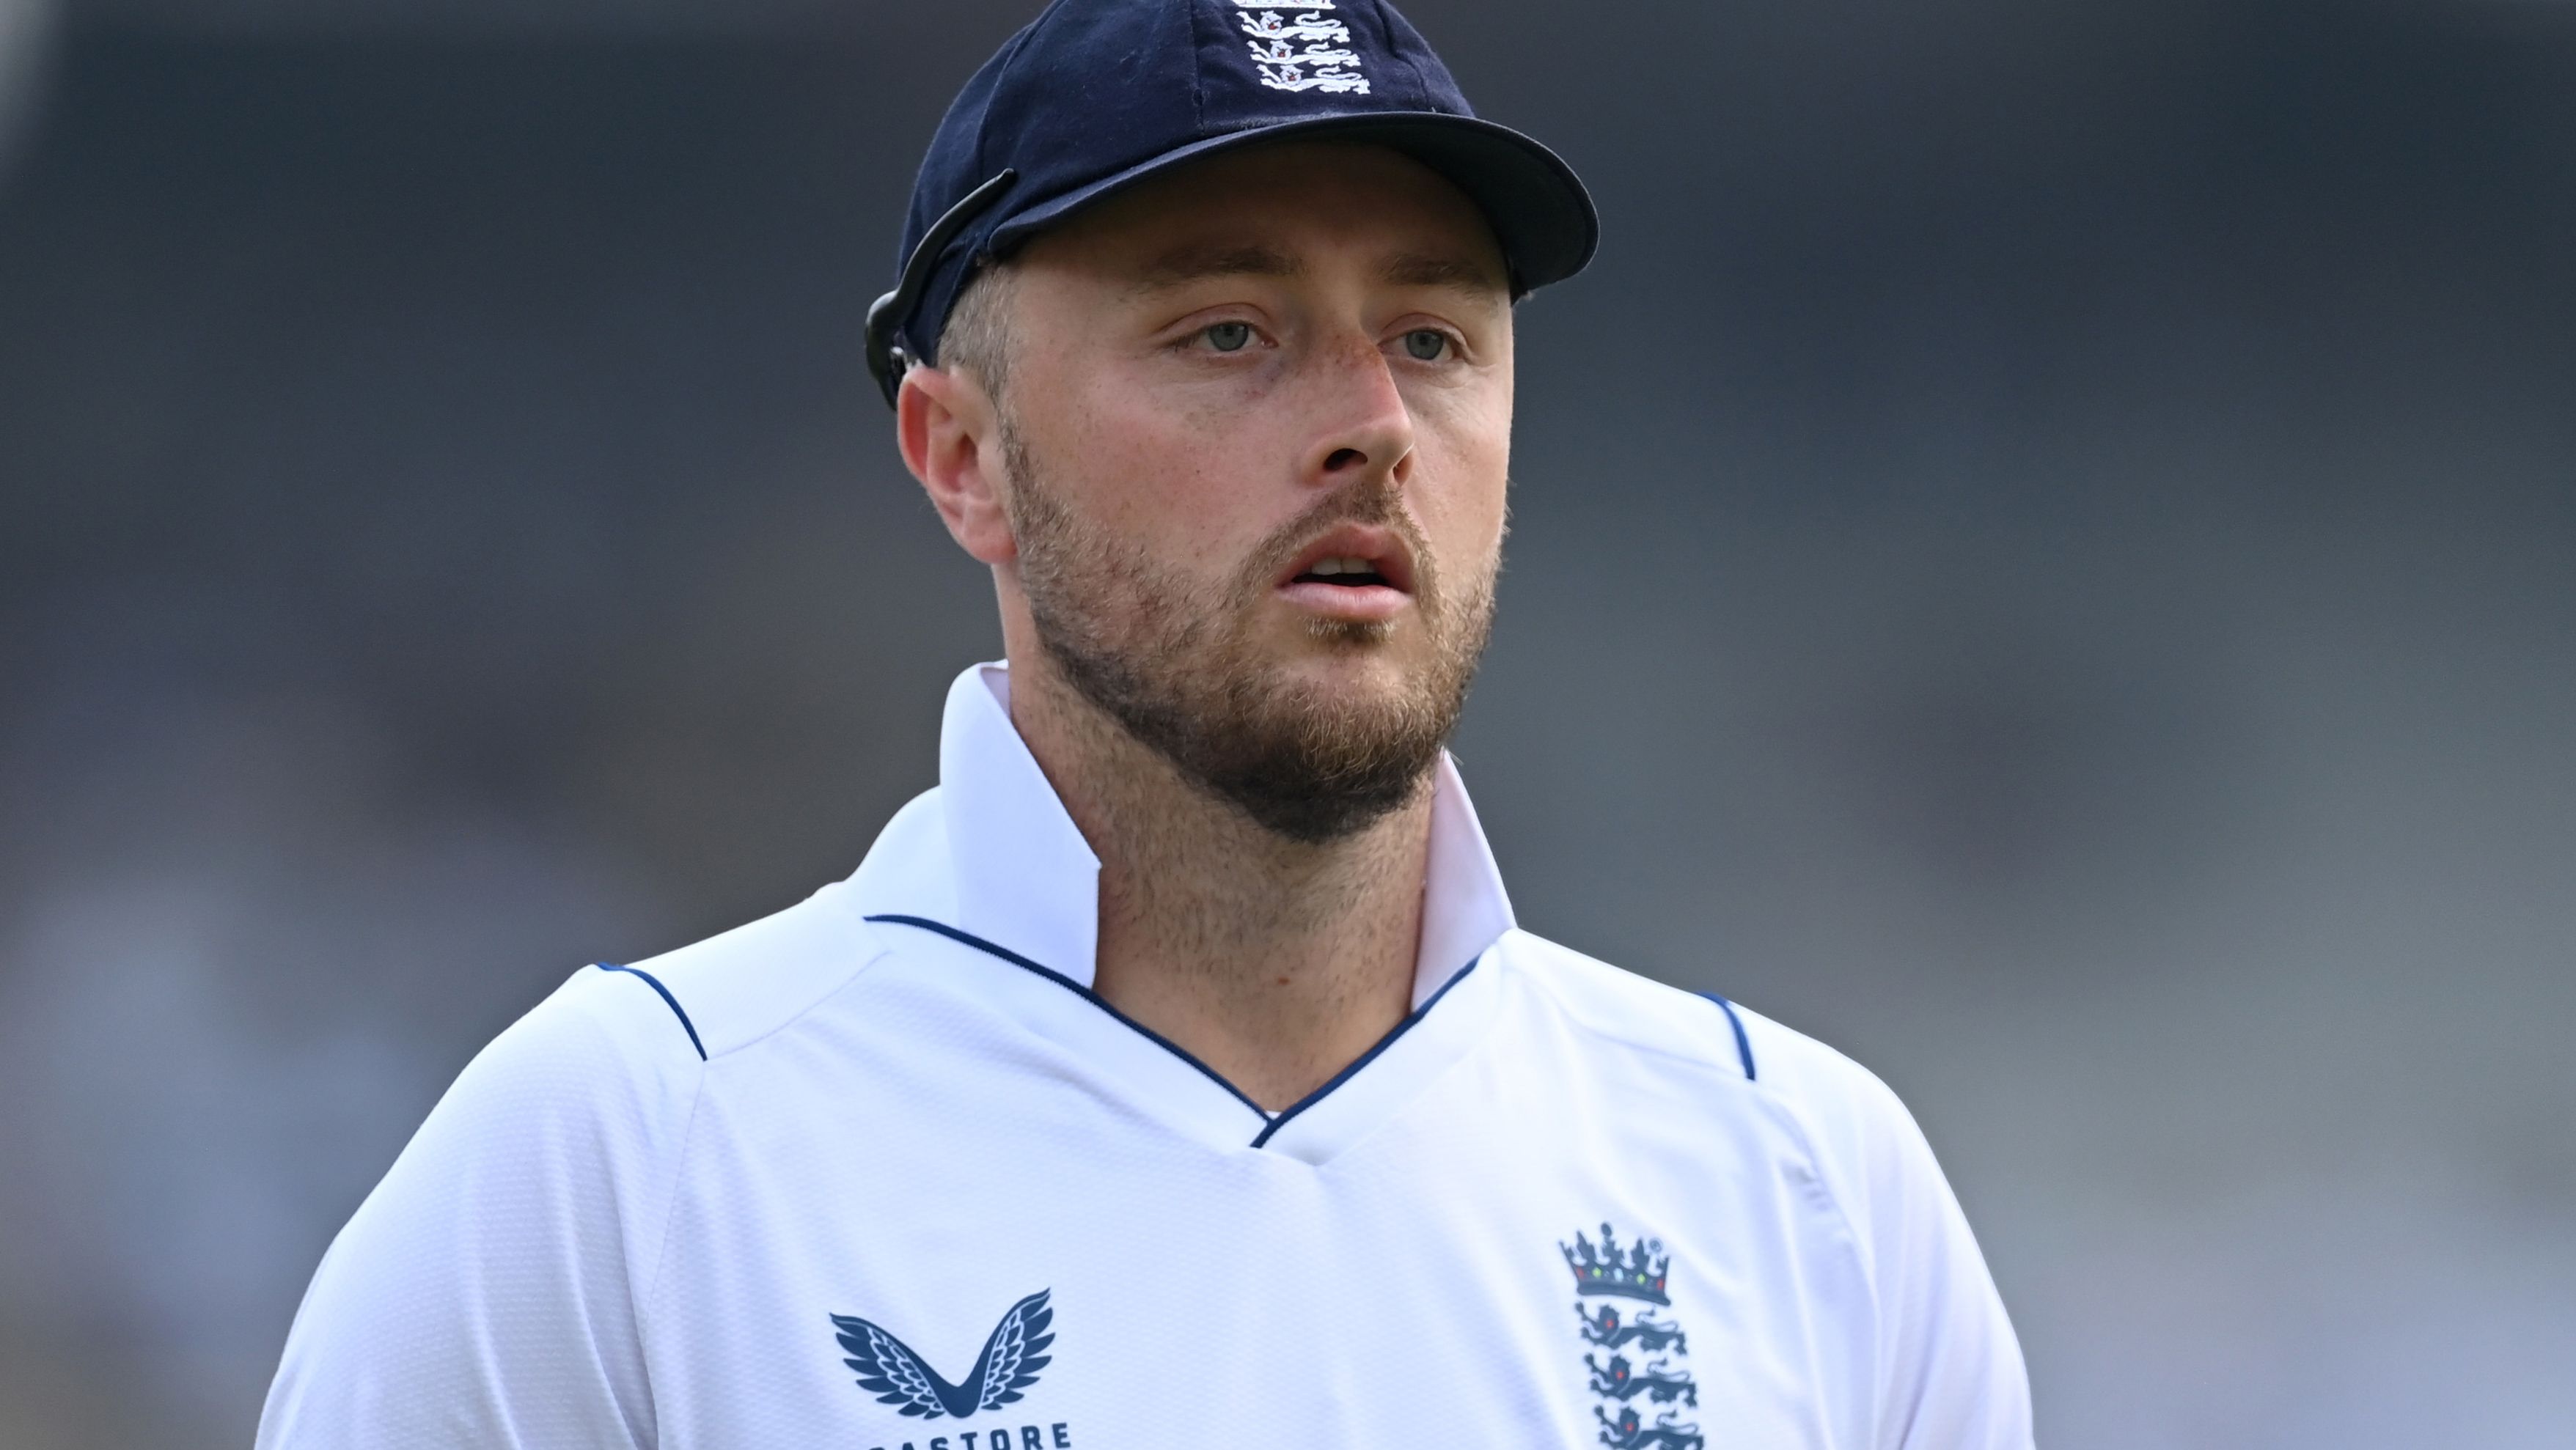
933;662;1513;1004
841;662;1518;1156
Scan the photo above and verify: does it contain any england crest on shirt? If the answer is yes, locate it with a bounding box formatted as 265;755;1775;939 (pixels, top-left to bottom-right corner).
1564;1224;1706;1449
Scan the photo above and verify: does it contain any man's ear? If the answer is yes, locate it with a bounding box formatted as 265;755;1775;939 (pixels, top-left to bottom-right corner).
896;362;1018;565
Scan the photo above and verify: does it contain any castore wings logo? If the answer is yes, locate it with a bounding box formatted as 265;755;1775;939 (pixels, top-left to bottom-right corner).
831;1289;1055;1421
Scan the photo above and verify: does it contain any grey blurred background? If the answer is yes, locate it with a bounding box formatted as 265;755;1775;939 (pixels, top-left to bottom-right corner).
2;0;2572;1444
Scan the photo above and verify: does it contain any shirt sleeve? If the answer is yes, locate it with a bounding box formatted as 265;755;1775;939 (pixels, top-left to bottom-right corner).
255;966;705;1450
1746;1012;2036;1450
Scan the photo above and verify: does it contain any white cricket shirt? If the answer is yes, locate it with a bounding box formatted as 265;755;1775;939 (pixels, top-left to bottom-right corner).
258;663;2032;1450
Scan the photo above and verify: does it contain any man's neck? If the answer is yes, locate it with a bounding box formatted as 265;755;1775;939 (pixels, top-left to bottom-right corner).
1002;653;1433;1113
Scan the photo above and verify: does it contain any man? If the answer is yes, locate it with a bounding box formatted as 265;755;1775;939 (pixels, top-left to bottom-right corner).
258;1;2033;1446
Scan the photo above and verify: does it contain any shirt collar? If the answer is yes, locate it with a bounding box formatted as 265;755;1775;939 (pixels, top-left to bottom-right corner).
936;661;1515;1007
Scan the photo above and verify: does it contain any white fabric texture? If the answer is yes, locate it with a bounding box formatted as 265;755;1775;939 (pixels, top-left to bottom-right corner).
258;662;2032;1449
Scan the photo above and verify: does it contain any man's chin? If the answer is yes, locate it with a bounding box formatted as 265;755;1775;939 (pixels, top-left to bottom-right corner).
1259;634;1436;704
1195;708;1447;844
1304;616;1398;647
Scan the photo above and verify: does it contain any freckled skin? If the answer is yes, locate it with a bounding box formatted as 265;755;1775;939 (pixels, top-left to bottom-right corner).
895;140;1520;1107
947;141;1514;721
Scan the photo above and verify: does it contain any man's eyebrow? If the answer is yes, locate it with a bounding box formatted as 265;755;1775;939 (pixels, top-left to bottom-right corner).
1379;250;1509;295
1126;243;1303;294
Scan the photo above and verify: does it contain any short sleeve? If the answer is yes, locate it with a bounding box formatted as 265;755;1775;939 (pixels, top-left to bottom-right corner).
1742;1009;2036;1450
255;966;705;1449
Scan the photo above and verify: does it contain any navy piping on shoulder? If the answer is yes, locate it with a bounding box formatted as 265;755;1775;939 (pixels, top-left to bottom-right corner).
1248;956;1480;1149
598;963;708;1061
1698;992;1756;1081
863;914;1272;1122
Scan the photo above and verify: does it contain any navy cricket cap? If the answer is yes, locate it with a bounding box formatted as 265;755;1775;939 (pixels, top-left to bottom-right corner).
867;0;1599;405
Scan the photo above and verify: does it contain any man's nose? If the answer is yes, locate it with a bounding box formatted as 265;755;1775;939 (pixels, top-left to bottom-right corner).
1294;331;1416;492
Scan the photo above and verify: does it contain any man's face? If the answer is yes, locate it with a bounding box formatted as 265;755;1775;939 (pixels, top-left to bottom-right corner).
980;141;1515;842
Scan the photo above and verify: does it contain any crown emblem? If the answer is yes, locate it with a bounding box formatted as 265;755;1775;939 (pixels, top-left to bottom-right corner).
1560;1222;1671;1305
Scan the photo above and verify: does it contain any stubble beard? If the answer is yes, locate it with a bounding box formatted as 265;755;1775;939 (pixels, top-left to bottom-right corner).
1001;419;1497;845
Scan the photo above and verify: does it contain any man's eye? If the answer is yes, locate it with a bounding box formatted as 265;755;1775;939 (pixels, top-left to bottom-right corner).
1203;321;1254;353
1402;328;1451;361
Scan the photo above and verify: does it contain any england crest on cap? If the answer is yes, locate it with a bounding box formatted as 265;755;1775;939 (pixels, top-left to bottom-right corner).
866;0;1599;405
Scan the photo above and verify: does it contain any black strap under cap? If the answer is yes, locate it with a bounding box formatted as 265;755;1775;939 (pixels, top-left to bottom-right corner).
866;169;1017;408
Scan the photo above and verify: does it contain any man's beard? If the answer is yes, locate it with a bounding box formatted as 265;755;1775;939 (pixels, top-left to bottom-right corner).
1002;421;1496;844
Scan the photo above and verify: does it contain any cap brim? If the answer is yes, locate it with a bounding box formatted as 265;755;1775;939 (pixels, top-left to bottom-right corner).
985;111;1597;293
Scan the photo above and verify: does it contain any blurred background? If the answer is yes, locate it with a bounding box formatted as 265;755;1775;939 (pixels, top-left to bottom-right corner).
2;0;2572;1443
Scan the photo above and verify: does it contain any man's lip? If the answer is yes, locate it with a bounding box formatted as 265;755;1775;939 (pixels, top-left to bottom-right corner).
1275;524;1417;595
1275;578;1411;625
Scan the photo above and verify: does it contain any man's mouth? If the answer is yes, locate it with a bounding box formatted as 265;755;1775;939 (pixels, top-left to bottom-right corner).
1274;526;1417;625
1291;555;1393;588
1278;525;1417;592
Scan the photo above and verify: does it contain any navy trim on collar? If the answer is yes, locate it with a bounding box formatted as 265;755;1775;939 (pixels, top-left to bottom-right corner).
865;914;1272;1123
1249;956;1481;1149
865;913;1485;1148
